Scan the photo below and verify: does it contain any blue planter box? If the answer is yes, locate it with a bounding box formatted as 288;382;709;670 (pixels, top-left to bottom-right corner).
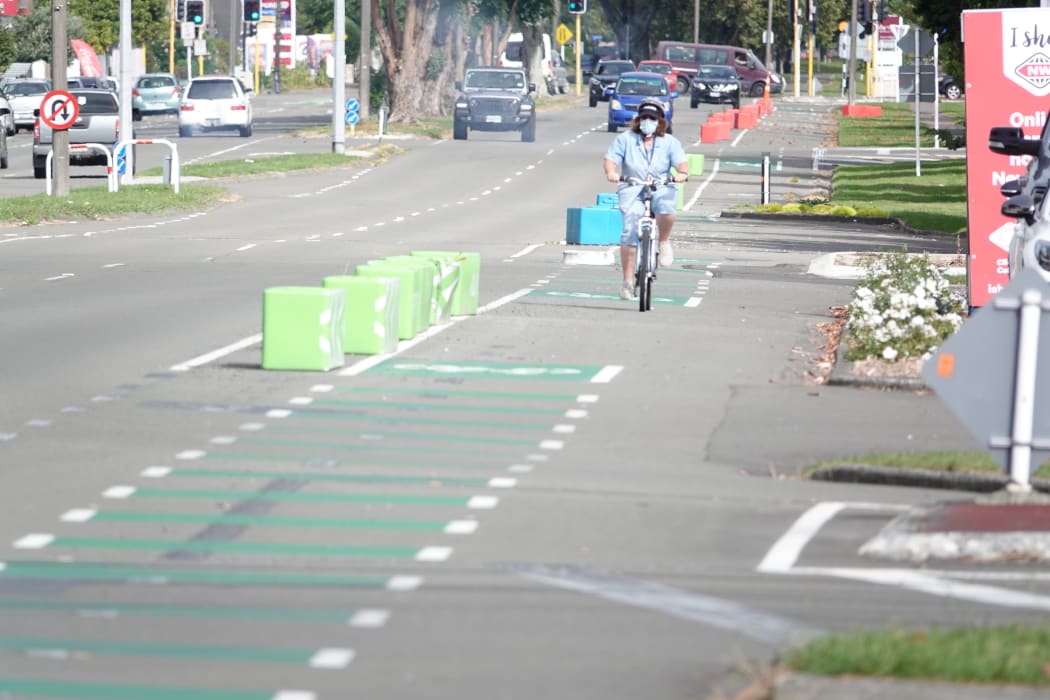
566;206;622;245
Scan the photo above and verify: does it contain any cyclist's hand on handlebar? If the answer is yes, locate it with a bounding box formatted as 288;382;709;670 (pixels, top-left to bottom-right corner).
673;171;688;184
607;172;621;183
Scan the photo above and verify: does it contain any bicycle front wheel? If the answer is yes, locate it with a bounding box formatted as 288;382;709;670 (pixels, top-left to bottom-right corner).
637;232;652;312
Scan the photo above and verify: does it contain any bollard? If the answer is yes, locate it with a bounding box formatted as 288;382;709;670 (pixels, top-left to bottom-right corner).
760;151;771;205
162;155;172;185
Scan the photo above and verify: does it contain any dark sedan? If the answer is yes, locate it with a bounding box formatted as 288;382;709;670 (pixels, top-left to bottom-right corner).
588;59;635;107
690;64;741;109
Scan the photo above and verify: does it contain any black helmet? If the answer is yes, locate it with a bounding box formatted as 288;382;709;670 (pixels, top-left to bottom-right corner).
637;99;665;120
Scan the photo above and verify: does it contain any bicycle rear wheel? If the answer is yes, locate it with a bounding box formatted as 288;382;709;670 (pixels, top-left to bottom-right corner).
637;232;652;312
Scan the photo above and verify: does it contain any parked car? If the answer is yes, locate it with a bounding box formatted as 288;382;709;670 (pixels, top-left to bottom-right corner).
690;64;741;109
2;78;51;132
636;59;689;95
940;74;963;100
0;92;14;136
68;76;119;92
453;67;536;142
0;123;8;169
132;72;182;120
588;59;635;107
605;71;676;133
178;75;253;137
32;88;121;179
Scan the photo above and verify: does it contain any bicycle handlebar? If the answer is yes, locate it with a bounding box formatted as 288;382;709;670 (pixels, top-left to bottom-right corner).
619;175;676;187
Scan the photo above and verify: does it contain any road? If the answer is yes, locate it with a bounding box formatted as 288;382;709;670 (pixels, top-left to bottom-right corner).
0;89;1044;699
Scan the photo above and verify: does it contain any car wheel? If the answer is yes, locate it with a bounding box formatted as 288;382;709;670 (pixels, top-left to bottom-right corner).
521;118;536;143
589;93;597;108
690;97;698;109
750;83;765;97
944;83;962;100
607;122;617;132
1;152;7;170
453;118;467;140
178;126;191;137
239;123;252;137
676;77;690;94
133;109;142;122
33;158;45;179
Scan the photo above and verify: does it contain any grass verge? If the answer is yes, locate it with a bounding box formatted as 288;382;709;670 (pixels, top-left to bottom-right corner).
783;624;1050;686
838;101;965;148
804;451;1050;479
0;184;228;226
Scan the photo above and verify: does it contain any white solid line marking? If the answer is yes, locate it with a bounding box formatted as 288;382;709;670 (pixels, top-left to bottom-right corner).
176;450;205;460
445;520;479;534
591;365;623;383
487;477;517;488
309;648;355;668
339;320;458;377
685;297;703;307
756;502;847;573
552;424;576;434
577;394;599;403
477;287;533;314
349;609;390;628
288;397;313;405
266;409;292;418
141;466;172;478
103;486;136;499
416;546;453;562
14;534;54;549
510;243;543;258
386;575;423;591
311;384;334;393
60;509;97;523
170;334;262;372
684;159;720;211
272;691;316;700
468;495;499;509
209;435;237;445
565;409;588;419
239;422;265;431
539;440;564;450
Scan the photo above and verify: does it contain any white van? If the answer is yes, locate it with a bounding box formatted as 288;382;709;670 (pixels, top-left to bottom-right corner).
499;32;567;94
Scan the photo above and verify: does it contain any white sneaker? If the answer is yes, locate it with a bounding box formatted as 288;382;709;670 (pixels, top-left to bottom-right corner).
659;241;674;267
619;282;636;300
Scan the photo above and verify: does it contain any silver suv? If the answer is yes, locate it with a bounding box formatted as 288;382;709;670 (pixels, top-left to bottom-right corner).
453;68;536;142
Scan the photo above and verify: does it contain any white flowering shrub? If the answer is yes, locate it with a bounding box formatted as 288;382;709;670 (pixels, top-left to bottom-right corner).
845;250;967;362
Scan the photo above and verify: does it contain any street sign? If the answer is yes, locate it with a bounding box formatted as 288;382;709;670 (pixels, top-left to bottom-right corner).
556;24;573;46
180;21;195;40
39;90;79;130
345;111;359;126
923;266;1050;485
114;143;127;175
898;27;934;57
346;98;359;113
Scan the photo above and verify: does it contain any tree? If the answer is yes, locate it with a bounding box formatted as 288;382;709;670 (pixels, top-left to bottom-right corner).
0;24;15;71
372;0;444;122
10;5;88;63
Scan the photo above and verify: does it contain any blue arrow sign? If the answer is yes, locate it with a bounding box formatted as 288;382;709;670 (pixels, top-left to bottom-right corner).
346;98;360;112
114;143;127;175
345;111;360;125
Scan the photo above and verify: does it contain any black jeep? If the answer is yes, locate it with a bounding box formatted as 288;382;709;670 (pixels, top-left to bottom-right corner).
453;68;536;142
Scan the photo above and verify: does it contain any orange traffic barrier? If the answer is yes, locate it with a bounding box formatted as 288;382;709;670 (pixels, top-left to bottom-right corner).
841;104;883;117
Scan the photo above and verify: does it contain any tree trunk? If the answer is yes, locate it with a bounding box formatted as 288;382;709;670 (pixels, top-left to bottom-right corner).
595;0;659;64
372;0;441;122
522;24;546;95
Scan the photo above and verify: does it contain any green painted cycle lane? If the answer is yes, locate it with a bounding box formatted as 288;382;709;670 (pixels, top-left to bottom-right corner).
362;359;616;381
20;535;437;559
338;386;588;400
0;598;377;624
0;560;402;588
0;679;304;700
146;466;497;487
101;486;482;506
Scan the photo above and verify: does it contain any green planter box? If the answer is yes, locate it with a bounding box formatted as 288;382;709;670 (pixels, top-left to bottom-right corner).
322;275;400;355
410;252;463;323
355;263;420;340
261;286;344;371
412;250;479;316
383;256;434;331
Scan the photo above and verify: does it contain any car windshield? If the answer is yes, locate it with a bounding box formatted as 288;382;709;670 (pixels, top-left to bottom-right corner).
617;77;667;97
188;80;237;99
600;62;633;76
698;66;736;80
138;76;177;89
465;71;523;89
640;64;670;74
6;82;48;97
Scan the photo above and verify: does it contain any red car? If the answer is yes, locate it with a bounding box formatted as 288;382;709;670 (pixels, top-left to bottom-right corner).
636;60;689;94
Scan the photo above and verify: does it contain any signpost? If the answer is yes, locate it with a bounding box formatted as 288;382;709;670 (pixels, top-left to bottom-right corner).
923;267;1050;491
345;98;359;136
39;90;79;130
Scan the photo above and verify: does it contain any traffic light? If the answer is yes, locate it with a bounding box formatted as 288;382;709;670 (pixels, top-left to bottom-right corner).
186;0;204;25
244;0;259;23
857;0;873;37
567;0;587;13
175;0;185;22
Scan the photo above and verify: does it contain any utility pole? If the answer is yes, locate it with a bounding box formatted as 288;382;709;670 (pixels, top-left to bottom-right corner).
332;0;345;153
765;0;774;68
359;0;371;119
51;0;69;196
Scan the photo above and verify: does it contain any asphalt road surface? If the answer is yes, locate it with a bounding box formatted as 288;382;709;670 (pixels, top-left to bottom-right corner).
1;90;1043;699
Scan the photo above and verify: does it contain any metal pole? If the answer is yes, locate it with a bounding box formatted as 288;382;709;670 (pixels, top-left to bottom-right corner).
575;14;581;96
694;0;699;44
119;0;133;183
847;0;858;105
229;0;237;76
332;0;346;153
1007;288;1042;490
760;152;771;204
933;34;940;149
914;28;921;177
765;0;774;68
170;0;177;74
51;1;69;196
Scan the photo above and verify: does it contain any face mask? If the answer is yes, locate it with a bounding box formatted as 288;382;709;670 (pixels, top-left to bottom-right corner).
639;118;657;136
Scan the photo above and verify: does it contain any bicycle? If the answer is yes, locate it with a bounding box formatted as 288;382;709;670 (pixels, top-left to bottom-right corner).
621;175;674;311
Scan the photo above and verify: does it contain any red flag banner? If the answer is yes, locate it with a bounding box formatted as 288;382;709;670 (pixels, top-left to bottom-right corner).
70;39;103;77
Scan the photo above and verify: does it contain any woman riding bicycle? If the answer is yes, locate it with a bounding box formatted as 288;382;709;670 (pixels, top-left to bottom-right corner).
603;99;689;300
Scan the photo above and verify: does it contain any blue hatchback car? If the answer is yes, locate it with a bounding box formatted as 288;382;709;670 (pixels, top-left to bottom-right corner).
605;72;677;133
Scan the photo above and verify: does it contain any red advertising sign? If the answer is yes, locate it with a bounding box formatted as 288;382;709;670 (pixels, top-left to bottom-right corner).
964;9;1050;307
0;1;18;17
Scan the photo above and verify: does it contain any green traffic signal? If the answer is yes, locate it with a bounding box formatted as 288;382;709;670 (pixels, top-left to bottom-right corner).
568;0;587;13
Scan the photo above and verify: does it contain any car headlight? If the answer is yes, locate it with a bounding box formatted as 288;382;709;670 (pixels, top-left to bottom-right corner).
455;101;466;109
610;99;622;110
694;82;707;89
520;103;533;111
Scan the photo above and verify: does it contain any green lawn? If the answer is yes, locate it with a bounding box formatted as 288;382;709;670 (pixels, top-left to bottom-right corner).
831;159;966;234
